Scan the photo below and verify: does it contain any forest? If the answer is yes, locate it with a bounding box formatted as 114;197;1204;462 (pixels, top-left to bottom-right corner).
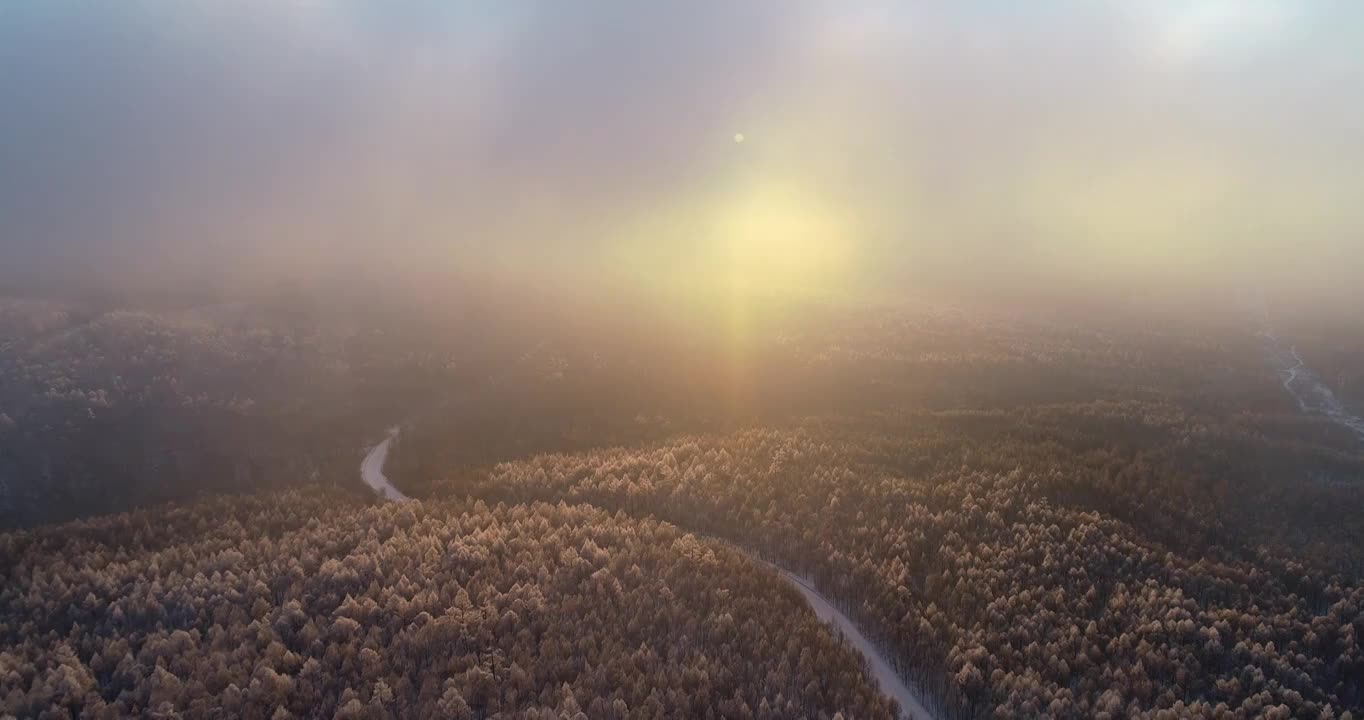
3;295;1363;719
387;299;1364;718
0;492;897;718
0;296;530;528
6;1;1364;716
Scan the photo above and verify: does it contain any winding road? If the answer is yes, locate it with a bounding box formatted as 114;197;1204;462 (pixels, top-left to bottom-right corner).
752;558;937;719
1262;330;1364;440
359;428;936;718
359;427;409;501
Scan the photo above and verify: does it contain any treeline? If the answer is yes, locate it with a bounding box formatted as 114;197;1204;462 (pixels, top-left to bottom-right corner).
467;415;1364;719
0;489;898;719
7;295;1318;531
388;302;1271;496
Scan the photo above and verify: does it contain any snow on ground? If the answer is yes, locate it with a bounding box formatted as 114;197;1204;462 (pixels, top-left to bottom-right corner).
743;555;939;720
361;429;936;716
1265;335;1364;440
360;426;410;501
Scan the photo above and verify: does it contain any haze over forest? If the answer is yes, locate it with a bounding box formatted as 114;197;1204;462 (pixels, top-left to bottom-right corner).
3;3;1364;720
3;1;1364;309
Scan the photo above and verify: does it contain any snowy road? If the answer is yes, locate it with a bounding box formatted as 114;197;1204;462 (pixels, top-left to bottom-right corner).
748;556;939;720
360;426;410;501
359;430;935;717
1263;332;1364;440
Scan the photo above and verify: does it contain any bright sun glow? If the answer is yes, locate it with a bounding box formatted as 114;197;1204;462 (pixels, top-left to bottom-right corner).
610;173;856;304
709;180;849;294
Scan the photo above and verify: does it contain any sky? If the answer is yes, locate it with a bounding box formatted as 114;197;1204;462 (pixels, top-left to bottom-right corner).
2;1;1362;306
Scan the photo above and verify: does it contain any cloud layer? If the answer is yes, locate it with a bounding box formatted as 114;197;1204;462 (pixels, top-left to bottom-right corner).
2;1;1361;303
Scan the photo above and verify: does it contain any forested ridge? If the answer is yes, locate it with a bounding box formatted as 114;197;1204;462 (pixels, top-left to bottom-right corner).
438;415;1364;719
0;491;898;719
406;305;1364;719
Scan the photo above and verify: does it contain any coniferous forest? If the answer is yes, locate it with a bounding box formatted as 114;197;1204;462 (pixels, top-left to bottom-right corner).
3;297;1363;719
5;2;1364;718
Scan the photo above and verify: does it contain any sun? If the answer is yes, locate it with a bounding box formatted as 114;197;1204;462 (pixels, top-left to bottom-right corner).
603;173;857;307
733;132;745;144
710;179;850;295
